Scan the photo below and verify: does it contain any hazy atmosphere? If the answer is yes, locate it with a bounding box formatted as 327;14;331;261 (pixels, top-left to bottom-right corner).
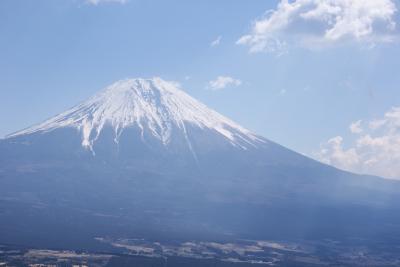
1;1;400;267
1;0;400;179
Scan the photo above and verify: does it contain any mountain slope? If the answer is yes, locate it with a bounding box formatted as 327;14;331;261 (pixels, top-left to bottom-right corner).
7;78;265;154
1;77;400;250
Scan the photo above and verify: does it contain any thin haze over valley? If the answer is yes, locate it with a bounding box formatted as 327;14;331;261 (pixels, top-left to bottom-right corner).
1;1;400;266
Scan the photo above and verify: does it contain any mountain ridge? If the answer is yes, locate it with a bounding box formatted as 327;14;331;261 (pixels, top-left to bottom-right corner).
1;76;400;252
6;77;265;156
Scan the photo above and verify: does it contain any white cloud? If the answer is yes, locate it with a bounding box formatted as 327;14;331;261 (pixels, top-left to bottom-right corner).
208;76;242;90
315;107;400;179
349;120;363;134
210;36;222;47
237;0;398;53
369;119;386;130
86;0;127;5
317;136;360;170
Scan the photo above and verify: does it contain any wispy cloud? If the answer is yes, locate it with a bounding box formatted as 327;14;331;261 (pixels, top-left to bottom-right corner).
349;120;363;134
207;76;242;90
86;0;127;5
237;0;398;54
315;107;400;179
210;36;222;47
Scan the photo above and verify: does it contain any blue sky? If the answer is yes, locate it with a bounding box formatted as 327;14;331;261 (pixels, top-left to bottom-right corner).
1;0;400;178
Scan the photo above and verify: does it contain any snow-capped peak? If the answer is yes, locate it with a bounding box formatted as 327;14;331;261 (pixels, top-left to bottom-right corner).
8;77;265;151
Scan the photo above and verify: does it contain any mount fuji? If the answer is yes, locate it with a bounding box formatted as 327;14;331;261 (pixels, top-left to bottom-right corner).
1;77;400;250
8;78;264;154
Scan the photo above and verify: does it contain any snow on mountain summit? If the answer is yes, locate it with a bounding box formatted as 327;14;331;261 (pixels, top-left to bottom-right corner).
8;77;265;151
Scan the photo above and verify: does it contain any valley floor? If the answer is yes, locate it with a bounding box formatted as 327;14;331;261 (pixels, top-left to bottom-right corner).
1;237;400;267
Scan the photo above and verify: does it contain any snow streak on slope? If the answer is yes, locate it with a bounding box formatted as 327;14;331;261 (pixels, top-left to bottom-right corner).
7;78;265;151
